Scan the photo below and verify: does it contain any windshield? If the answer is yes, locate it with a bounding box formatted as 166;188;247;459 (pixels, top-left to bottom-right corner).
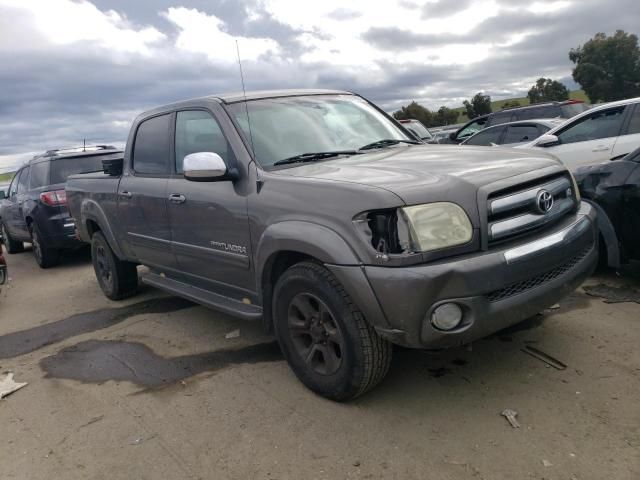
406;121;432;139
226;95;410;167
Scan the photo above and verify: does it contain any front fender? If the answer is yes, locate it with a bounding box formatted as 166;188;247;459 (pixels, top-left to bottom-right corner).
79;199;127;260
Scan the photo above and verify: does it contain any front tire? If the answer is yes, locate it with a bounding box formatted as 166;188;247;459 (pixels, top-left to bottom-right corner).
31;223;59;268
1;223;24;254
91;231;138;300
273;262;392;401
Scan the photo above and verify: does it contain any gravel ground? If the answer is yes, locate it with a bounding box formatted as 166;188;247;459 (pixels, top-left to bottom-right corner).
1;246;639;480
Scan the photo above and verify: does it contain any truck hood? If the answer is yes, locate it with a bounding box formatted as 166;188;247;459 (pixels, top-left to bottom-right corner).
274;144;563;205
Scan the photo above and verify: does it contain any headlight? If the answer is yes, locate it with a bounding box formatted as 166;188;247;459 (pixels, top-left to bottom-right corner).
399;202;473;252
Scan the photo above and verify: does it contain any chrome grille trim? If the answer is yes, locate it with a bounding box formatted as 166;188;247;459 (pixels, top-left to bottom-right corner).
487;174;576;243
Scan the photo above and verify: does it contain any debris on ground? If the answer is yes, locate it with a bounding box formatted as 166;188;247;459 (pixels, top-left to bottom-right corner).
521;346;567;370
542;459;553;467
583;284;640;304
547;303;560;310
225;329;240;339
501;409;520;428
0;373;28;399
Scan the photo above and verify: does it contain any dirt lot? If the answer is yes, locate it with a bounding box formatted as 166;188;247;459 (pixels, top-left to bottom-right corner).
0;247;639;480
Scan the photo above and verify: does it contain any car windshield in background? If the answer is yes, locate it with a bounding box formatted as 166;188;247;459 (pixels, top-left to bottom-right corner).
227;95;409;167
407;121;432;139
50;156;104;184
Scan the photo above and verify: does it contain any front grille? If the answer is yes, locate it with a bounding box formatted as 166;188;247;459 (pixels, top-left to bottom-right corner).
486;244;592;302
487;174;577;245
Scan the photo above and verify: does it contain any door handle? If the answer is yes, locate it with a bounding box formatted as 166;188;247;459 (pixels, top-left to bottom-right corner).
592;145;610;152
169;194;186;204
119;191;133;198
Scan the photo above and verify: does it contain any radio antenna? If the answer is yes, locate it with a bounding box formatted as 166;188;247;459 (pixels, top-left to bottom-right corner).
235;40;256;161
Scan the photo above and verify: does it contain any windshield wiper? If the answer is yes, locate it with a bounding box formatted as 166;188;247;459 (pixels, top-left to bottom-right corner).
358;139;421;151
273;150;359;166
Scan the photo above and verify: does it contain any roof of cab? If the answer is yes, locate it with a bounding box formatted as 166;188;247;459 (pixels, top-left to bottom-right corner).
212;89;352;104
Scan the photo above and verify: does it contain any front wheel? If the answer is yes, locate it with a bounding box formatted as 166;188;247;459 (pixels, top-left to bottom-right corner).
31;224;59;268
91;231;138;300
273;262;392;401
1;223;24;254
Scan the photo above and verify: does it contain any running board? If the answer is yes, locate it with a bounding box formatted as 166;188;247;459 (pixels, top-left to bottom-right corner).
141;272;262;321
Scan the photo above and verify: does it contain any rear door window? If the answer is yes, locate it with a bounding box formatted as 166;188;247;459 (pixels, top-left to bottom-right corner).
515;105;561;121
133;113;172;175
464;126;505;146
624;103;640;135
502;124;540;144
174;110;229;173
29;161;50;188
557;107;626;144
487;111;513;126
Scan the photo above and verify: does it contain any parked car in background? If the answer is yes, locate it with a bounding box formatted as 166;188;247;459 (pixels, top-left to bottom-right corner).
429;128;457;144
0;238;7;292
574;146;640;272
443;100;589;144
0;145;123;268
67;89;597;400
461;119;565;146
398;119;433;141
517;97;640;170
0;181;10;243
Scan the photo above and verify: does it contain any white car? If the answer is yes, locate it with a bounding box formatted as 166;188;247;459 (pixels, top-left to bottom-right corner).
516;97;640;170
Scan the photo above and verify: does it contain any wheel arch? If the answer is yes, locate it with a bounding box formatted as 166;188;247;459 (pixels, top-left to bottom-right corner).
584;199;621;269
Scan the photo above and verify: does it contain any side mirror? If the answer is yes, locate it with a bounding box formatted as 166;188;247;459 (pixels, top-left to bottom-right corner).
535;134;560;148
184;152;228;182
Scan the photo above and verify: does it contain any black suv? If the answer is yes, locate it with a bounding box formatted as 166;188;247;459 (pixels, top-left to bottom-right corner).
0;146;123;267
444;100;589;144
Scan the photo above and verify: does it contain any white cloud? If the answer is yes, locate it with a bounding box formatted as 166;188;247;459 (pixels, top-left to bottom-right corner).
163;7;280;63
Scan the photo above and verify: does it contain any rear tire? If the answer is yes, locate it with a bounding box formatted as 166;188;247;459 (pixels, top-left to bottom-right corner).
31;224;59;268
91;231;138;300
273;261;392;401
1;223;24;254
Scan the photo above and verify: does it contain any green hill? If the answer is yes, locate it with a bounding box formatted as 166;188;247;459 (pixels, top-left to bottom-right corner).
454;89;589;122
0;172;15;182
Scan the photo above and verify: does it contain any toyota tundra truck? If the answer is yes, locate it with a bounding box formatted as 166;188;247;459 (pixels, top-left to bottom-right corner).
66;89;597;400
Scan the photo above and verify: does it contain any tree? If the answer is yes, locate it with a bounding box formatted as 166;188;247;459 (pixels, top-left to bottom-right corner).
527;78;569;103
569;30;640;102
463;92;492;119
501;100;521;109
434;106;458;126
393;101;433;127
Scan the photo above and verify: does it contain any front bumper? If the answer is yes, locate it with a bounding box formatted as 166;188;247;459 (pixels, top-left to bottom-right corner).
329;202;597;349
41;214;84;249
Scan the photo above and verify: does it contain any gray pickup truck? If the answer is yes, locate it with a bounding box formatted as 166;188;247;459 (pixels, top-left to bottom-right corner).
66;89;598;400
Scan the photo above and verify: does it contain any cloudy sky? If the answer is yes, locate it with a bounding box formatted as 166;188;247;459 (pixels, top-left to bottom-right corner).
1;0;638;172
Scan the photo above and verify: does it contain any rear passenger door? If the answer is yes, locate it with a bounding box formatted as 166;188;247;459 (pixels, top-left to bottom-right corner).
611;102;640;159
117;113;181;274
13;168;31;239
167;109;253;300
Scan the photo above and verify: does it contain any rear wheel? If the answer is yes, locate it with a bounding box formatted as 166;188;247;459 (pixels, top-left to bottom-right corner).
31;224;59;268
91;231;138;300
273;261;392;401
1;223;24;254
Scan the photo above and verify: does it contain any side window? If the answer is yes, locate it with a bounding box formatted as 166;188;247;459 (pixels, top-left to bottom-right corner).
17;167;30;193
457;118;487;140
8;171;20;197
487;112;513;127
132;114;171;175
624;104;640;135
517;106;560;121
465;126;504;146
557;107;625;145
175;110;229;173
502;124;540;144
29;162;49;189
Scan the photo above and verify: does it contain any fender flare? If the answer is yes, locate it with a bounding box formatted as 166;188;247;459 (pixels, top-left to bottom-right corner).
256;221;361;290
79;199;127;260
583;199;620;269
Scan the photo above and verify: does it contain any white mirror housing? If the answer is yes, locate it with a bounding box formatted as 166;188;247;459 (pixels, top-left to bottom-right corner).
183;152;227;181
536;134;559;148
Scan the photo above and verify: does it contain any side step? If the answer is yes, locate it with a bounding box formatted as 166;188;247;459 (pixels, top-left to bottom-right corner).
141;272;262;321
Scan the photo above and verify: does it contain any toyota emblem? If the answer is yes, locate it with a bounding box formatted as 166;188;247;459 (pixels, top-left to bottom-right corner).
536;189;554;214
